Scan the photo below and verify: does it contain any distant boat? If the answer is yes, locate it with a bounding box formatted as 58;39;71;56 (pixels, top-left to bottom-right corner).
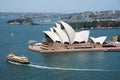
28;40;38;45
38;19;54;24
11;32;14;37
6;54;30;64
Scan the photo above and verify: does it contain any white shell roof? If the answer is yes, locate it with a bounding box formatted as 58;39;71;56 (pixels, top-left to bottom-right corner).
59;21;75;43
43;21;107;44
43;31;61;42
90;36;107;44
73;30;90;43
53;27;69;43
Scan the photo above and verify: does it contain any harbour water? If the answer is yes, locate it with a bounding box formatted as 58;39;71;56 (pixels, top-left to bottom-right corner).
0;16;120;80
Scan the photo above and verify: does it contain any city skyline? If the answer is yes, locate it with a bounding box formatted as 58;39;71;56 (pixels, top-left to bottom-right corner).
0;0;120;13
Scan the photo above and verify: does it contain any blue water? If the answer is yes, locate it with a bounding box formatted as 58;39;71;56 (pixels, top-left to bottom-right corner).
0;16;120;80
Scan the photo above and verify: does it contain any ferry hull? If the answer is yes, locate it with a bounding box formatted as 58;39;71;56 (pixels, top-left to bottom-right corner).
6;58;30;64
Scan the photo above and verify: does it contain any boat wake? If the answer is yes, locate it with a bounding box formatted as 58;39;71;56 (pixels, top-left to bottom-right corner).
7;61;120;72
29;64;119;72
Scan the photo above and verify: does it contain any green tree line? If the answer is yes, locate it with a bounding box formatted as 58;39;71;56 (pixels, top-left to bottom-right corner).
69;20;120;29
117;35;120;42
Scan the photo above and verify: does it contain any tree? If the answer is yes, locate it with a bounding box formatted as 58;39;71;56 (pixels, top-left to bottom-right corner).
117;35;120;42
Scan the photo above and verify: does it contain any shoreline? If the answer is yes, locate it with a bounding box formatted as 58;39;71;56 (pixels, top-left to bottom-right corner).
78;27;120;30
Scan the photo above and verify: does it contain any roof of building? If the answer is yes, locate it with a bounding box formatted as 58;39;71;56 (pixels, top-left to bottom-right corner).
90;36;107;44
43;21;107;45
73;31;89;43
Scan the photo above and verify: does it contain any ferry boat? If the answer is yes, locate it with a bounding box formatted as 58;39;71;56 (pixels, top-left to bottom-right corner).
6;54;30;64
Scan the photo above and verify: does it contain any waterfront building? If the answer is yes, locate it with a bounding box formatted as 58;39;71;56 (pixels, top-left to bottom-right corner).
28;21;120;53
44;21;90;44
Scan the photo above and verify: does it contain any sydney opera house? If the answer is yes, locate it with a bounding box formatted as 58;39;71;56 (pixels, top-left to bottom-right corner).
28;21;120;53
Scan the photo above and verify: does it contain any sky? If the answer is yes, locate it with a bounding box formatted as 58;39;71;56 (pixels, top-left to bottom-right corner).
0;0;120;13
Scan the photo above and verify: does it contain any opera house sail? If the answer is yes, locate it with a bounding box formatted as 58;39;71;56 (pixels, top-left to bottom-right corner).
28;21;120;53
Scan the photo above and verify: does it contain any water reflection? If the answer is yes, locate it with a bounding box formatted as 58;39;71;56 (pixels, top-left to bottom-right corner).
40;52;107;69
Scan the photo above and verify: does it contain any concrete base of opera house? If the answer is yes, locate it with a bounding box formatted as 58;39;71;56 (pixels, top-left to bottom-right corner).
28;42;120;53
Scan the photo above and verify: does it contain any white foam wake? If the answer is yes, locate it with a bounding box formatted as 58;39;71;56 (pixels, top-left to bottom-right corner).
29;64;115;72
7;61;120;72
